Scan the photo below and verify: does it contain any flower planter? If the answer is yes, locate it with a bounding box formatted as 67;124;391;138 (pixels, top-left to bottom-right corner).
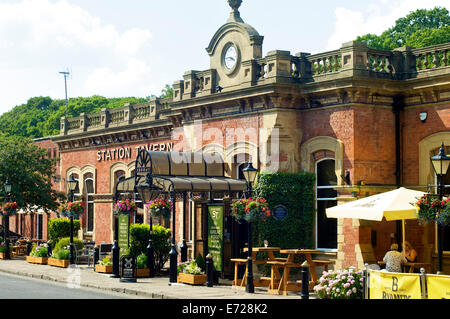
95;264;113;274
48;258;69;268
135;268;150;278
0;252;14;259
26;256;48;265
177;273;207;285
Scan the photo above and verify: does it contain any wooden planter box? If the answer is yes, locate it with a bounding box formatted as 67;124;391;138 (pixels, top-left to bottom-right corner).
48;258;69;268
177;273;207;285
135;268;150;278
0;252;13;259
95;264;113;274
26;256;48;265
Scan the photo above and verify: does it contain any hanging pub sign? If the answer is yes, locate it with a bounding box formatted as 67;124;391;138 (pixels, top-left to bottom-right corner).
118;214;130;249
120;255;136;282
207;205;224;272
273;205;288;220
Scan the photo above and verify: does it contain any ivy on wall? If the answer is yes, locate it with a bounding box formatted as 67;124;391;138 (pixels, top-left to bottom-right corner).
252;171;316;250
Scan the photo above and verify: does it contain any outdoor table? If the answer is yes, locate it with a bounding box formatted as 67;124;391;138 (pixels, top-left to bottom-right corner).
267;249;322;295
231;247;281;288
12;245;27;256
377;261;432;273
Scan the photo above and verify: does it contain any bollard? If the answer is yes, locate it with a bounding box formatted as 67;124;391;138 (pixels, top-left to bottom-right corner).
93;246;99;270
47;240;52;257
301;261;310;299
111;240;120;278
362;263;368;300
146;239;155;278
26;240;32;256
180;240;188;262
206;253;214;287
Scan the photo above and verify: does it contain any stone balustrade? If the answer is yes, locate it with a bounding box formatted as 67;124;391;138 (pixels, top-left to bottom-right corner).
60;41;450;136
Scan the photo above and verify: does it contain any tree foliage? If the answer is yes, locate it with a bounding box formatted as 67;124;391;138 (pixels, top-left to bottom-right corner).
0;134;65;212
0;95;148;139
356;7;450;50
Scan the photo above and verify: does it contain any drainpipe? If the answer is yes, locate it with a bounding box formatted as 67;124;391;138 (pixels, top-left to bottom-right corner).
393;95;404;246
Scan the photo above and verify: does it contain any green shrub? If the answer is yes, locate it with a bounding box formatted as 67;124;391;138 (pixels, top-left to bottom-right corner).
129;223;171;274
53;237;84;252
30;244;48;257
99;256;112;266
194;253;205;272
136;253;148;269
48;218;80;242
52;249;70;260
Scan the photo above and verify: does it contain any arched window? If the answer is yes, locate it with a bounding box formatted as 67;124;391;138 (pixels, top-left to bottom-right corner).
84;173;95;233
316;158;338;250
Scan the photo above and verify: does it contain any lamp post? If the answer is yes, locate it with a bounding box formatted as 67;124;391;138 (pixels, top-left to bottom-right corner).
169;191;178;283
136;174;161;278
242;162;258;294
430;143;450;274
67;174;78;265
3;178;12;260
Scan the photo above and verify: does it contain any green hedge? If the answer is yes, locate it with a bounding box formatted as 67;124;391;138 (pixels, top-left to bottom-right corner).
53;237;84;252
48;218;80;243
253;171;316;250
129;223;171;274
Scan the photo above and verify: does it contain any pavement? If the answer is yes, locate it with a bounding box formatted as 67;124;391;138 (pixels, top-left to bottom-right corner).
0;256;317;299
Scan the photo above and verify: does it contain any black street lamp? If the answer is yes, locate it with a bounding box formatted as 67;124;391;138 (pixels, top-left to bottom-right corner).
67;174;78;265
430;143;450;274
136;175;161;278
242;162;258;294
3;178;12;260
169;191;178;283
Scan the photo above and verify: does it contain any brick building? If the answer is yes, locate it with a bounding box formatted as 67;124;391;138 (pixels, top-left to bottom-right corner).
10;2;450;274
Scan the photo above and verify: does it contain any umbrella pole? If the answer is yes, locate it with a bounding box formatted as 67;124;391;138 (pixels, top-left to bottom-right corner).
402;219;406;253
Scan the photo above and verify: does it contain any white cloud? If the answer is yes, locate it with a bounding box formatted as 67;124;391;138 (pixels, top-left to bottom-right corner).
326;0;450;50
0;0;153;114
84;58;151;94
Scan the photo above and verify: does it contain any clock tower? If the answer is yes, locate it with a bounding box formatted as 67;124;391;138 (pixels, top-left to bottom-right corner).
206;0;264;90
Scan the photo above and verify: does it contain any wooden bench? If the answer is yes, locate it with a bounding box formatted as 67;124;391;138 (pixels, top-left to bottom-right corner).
230;258;268;288
312;260;334;272
266;261;304;295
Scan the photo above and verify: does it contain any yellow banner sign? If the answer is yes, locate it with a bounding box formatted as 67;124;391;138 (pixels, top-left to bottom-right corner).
426;274;450;299
368;270;422;299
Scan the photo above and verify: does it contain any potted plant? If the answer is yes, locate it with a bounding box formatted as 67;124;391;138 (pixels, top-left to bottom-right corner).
135;253;150;277
313;267;364;299
231;197;271;222
3;202;18;217
145;197;172;219
26;243;48;264
177;260;206;285
436;198;450;226
0;241;14;259
95;256;113;273
48;249;70;268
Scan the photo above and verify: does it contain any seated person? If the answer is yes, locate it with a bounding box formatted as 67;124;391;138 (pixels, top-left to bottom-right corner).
383;244;407;273
403;241;417;262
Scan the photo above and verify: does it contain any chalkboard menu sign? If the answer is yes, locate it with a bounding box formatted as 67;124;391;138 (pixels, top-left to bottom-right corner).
273;205;288;220
120;255;136;282
207;205;224;272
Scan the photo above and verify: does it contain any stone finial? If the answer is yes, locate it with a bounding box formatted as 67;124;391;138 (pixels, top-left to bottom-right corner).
227;0;244;23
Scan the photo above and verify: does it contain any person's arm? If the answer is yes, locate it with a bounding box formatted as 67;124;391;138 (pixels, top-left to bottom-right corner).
409;249;417;262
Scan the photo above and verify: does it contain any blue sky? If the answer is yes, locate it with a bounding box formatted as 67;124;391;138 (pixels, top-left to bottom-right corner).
1;0;449;115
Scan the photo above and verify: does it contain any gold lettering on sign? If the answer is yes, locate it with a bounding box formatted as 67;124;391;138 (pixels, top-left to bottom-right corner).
97;143;174;162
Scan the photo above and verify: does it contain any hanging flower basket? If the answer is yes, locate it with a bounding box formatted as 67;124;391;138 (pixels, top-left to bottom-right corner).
231;197;271;222
436;198;450;226
113;199;137;216
145;198;172;219
58;201;85;219
2;202;18;216
414;194;450;226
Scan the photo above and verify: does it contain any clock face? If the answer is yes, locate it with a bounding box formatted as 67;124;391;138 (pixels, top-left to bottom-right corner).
224;45;237;70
